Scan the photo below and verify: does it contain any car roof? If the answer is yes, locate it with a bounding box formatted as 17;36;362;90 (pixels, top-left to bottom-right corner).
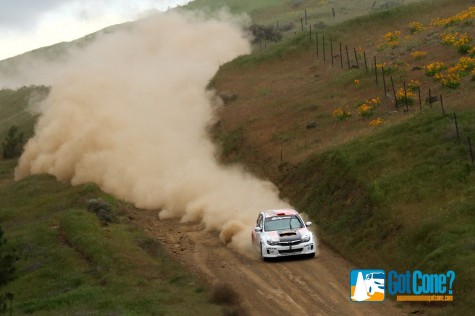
262;209;298;218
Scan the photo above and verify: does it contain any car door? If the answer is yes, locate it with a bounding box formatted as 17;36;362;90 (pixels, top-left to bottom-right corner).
252;214;263;247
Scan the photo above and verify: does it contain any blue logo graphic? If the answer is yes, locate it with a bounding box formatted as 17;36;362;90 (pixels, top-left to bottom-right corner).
350;269;385;302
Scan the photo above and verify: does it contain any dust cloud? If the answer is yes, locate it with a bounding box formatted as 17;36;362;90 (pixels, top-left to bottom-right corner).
15;10;291;253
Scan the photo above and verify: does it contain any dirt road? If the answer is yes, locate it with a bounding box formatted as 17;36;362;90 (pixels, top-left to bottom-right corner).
131;209;405;316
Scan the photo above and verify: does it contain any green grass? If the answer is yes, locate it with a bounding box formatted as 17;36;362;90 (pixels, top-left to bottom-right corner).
184;0;283;15
0;86;47;157
282;110;475;313
0;162;221;315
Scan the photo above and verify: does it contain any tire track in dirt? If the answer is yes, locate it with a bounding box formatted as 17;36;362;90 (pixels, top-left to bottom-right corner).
131;209;406;316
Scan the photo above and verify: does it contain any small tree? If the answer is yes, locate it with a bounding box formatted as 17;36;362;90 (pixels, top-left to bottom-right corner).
1;126;24;159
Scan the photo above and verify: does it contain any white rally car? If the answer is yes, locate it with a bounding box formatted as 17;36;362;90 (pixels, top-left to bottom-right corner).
251;209;316;260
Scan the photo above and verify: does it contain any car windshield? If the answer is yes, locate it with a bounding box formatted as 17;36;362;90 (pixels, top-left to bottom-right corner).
264;215;303;232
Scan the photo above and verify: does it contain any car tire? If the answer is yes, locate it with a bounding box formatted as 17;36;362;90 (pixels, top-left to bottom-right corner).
307;252;315;259
260;242;268;261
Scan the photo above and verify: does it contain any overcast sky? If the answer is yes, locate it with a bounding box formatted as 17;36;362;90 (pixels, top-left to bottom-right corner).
0;0;192;60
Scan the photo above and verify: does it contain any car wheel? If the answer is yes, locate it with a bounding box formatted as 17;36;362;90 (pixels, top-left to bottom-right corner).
307;252;315;259
260;242;268;261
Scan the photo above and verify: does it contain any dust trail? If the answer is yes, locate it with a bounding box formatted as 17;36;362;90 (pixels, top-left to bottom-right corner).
15;10;292;253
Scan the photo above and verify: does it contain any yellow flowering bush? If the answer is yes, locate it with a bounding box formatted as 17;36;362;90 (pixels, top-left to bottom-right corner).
409;22;425;33
332;108;352;121
440;32;472;54
434;73;461;89
431;7;475;26
369;117;384;127
457;56;475;74
378;31;401;50
429;57;475;89
425;62;446;76
444;57;475;77
407;80;420;92
411;50;428;60
358;104;373;118
355;97;381;118
354;79;360;89
366;97;381;106
384;31;401;44
396;88;415;105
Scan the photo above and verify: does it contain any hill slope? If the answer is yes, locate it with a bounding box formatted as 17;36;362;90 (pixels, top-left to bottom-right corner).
0;0;474;314
210;0;475;313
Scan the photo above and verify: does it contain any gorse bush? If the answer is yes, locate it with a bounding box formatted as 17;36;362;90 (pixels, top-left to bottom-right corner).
408;21;425;33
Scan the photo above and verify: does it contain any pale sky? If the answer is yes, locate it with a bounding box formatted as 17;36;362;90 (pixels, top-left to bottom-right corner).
0;0;193;61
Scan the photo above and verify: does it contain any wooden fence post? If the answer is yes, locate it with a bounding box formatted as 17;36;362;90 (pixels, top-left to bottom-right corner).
340;43;343;69
468;137;474;168
364;52;368;74
330;39;334;66
353;48;359;68
323;36;326;63
429;88;433;108
440;95;445;116
454;113;460;141
418;86;422;110
346;45;350;70
391;76;398;108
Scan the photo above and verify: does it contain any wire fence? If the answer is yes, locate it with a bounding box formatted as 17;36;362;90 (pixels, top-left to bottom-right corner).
269;6;475;170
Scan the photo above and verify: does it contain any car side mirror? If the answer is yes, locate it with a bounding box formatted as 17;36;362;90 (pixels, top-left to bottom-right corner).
254;227;262;232
305;221;312;227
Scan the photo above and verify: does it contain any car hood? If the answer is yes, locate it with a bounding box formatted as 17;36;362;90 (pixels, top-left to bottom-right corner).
265;228;310;240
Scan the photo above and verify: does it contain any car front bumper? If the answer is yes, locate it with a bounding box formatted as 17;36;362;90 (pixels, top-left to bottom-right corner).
262;241;316;258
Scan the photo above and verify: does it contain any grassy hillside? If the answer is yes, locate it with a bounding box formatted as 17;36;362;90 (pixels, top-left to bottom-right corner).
0;86;226;314
211;0;475;313
1;0;474;314
283;111;475;314
0;158;224;315
0;86;47;149
185;0;425;26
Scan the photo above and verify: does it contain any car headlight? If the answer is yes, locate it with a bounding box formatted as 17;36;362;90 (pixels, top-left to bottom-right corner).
301;234;311;242
267;238;279;245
